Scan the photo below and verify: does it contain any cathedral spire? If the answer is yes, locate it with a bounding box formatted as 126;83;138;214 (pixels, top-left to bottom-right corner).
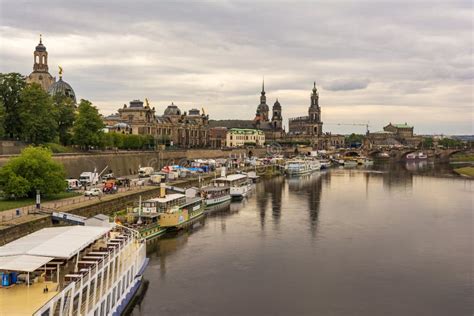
39;34;42;44
261;77;265;95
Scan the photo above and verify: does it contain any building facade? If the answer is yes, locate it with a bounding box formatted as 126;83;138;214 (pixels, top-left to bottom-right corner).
226;128;265;148
104;100;210;148
365;122;422;148
209;127;228;148
288;82;322;136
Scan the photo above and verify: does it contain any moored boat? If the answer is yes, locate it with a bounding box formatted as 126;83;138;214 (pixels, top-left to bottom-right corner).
201;185;232;206
0;225;148;316
214;174;253;199
285;158;321;175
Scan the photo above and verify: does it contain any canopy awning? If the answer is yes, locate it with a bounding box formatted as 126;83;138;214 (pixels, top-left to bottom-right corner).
0;226;112;259
0;255;54;272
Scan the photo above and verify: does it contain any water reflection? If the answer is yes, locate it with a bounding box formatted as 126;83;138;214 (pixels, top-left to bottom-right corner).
134;167;472;316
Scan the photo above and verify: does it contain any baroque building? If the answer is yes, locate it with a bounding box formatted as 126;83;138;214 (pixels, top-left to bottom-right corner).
26;35;55;91
286;83;344;149
26;36;77;103
104;100;209;148
288;82;322;136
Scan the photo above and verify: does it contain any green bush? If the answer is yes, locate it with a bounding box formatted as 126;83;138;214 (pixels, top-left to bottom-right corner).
0;146;66;199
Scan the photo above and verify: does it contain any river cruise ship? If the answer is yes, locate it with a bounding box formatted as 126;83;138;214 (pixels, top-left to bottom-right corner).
200;185;232;206
124;184;204;236
285;159;321;175
0;225;148;316
214;174;253;199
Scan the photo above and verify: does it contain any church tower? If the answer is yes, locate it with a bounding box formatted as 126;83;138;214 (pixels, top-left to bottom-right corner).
271;98;282;129
308;82;322;135
27;35;55;91
255;79;269;122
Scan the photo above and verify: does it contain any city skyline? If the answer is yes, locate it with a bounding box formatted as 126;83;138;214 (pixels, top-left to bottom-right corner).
0;1;472;135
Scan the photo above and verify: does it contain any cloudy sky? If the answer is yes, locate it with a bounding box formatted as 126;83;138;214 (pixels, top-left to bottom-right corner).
0;0;472;134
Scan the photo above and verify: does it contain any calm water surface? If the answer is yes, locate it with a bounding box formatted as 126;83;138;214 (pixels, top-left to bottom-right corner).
132;165;472;316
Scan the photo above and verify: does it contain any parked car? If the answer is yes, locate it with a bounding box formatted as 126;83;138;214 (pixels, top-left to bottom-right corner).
84;188;102;196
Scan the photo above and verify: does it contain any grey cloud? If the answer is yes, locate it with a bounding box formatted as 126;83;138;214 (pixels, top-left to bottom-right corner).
0;0;472;134
323;78;370;91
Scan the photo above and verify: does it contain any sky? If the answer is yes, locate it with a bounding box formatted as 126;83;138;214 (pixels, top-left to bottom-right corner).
0;0;472;135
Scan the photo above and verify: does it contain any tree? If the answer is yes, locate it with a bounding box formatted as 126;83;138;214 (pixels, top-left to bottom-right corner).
18;83;58;144
0;101;5;138
345;133;364;147
72;99;104;149
421;137;434;149
0;146;66;198
0;73;26;138
53;94;76;145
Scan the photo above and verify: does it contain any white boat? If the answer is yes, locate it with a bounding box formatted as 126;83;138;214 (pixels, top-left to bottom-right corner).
0;225;148;316
357;157;374;166
406;152;428;160
285;159;321;175
319;159;331;169
343;159;358;167
201;185;232;206
213;174;253;199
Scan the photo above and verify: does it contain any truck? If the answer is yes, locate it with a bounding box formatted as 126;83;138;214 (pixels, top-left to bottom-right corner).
79;170;100;186
138;166;154;178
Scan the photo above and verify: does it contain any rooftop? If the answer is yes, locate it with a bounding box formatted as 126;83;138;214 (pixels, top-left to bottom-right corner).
0;226;112;260
228;128;264;135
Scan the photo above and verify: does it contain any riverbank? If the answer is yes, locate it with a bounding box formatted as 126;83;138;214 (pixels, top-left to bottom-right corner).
453;166;474;178
0;192;80;212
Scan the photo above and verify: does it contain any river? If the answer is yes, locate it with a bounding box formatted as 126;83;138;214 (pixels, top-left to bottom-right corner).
131;163;472;316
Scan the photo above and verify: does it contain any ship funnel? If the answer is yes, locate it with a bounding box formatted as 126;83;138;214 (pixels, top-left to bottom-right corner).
160;183;166;198
221;167;226;178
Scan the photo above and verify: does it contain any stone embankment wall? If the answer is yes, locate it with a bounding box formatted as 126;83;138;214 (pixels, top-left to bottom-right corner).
0;141;26;155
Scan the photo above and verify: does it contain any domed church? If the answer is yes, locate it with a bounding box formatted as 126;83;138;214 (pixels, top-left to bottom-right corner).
48;67;77;103
26;35;55;91
26;36;77;103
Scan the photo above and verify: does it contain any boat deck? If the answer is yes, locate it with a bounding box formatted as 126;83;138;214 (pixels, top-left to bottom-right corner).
0;281;58;315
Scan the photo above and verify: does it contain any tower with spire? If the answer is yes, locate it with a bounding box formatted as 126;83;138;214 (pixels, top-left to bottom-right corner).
255;78;269;122
26;35;56;91
308;82;321;123
271;98;282;129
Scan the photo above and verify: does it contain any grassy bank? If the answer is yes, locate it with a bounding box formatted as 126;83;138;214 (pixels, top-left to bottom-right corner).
0;191;80;212
450;153;474;162
454;166;474;178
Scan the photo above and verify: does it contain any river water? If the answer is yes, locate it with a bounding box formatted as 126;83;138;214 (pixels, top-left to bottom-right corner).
131;164;472;316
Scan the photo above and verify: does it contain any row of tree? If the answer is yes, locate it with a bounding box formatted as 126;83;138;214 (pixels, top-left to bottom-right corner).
0;72;104;147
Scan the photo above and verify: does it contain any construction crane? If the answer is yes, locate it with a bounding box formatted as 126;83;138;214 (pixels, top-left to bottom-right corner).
326;122;371;134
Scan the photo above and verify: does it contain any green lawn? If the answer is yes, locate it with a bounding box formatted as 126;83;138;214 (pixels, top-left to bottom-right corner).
0;191;81;212
450;153;474;162
454;166;474;178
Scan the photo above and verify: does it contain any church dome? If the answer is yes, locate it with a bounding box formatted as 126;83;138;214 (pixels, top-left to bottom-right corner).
164;102;181;116
35;42;46;52
273;99;281;109
48;78;77;103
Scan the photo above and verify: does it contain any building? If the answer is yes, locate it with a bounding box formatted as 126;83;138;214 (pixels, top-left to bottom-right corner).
104;100;210;148
286;83;344;149
209;80;284;140
288;82;322;136
209;127;228;148
253;80;285;140
365;122;422;148
383;123;414;138
26;35;55;91
226;128;265;148
26;36;77;103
